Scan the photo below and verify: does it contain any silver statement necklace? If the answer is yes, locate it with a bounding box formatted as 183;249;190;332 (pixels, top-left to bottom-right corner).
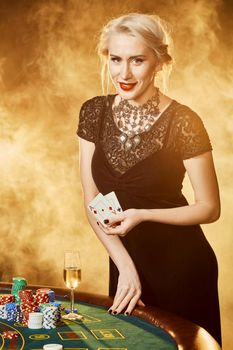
112;87;160;151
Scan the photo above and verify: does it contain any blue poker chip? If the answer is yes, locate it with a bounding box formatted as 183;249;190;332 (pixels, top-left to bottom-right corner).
48;290;55;302
64;308;78;314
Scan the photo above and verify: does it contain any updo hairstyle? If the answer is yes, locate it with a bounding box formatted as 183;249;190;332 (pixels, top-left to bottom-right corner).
97;13;173;93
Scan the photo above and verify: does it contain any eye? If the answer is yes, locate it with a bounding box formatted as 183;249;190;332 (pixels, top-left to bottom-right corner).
110;57;121;63
132;58;144;65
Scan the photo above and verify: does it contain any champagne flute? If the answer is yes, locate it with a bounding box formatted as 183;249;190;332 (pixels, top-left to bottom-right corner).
63;250;82;320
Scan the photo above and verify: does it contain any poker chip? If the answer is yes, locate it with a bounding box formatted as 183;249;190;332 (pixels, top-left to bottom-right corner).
42;306;59;329
20;300;39;326
28;312;43;329
35;290;50;305
64;308;78;314
0;305;7;319
11;277;27;303
16;304;23;323
0;294;15;305
6;302;17;322
36;289;55;303
18;290;34;303
48;290;55;302
2;330;19;339
43;344;63;350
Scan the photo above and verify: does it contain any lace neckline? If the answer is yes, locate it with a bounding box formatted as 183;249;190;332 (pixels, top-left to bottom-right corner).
108;94;175;136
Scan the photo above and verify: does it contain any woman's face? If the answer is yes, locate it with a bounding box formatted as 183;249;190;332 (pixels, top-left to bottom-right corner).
108;32;158;104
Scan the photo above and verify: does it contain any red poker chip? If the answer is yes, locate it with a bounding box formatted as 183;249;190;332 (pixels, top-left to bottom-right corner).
0;294;15;305
35;292;49;304
19;290;34;302
2;331;19;339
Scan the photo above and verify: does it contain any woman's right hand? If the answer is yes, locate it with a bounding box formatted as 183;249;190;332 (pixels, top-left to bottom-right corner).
108;265;145;315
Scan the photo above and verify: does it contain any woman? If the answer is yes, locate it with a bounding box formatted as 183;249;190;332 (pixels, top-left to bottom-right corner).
77;13;221;346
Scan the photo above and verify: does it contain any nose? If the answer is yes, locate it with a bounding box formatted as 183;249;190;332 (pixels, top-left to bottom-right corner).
120;62;132;80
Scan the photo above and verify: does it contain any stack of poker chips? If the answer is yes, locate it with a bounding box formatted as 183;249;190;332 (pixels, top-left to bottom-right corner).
2;330;19;339
37;288;55;302
51;302;61;323
0;294;15;305
35;289;50;305
41;305;59;329
16;304;23;323
36;289;60;328
0;294;15;320
19;290;39;326
0;305;7;319
0;286;60;329
36;288;55;303
28;312;43;329
39;302;61;324
11;277;27;303
6;302;17;321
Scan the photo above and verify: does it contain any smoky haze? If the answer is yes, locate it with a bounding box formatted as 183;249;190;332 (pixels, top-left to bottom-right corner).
0;0;232;348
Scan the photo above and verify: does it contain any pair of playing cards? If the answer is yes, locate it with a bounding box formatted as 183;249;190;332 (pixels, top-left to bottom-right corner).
88;191;123;226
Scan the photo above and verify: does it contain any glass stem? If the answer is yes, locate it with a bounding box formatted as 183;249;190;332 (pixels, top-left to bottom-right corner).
70;288;74;313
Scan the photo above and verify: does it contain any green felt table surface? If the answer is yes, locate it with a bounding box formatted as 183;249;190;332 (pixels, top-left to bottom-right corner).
0;300;178;350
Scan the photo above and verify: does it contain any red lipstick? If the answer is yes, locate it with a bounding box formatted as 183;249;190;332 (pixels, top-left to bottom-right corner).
119;82;137;91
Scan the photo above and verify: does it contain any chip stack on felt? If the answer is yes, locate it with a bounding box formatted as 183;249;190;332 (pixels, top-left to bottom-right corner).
0;281;60;330
6;302;17;321
11;276;27;303
0;305;7;319
35;289;50;304
2;330;19;339
19;289;39;326
0;294;15;305
28;312;44;329
36;288;55;303
52;301;61;323
41;305;59;329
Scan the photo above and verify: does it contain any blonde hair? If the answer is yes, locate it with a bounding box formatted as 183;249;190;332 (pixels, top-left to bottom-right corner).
97;13;173;94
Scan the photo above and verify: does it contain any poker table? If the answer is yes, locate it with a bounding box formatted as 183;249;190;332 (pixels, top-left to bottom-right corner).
0;283;220;350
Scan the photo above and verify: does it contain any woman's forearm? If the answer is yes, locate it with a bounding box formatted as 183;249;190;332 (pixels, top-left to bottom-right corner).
140;201;220;226
85;208;135;270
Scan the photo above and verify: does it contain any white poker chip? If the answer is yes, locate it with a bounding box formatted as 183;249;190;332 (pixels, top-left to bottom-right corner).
28;312;43;329
43;344;63;349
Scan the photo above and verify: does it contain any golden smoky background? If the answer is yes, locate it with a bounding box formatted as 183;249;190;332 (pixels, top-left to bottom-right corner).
0;0;232;347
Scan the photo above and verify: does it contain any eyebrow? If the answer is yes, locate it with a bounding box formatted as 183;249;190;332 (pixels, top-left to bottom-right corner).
110;54;147;59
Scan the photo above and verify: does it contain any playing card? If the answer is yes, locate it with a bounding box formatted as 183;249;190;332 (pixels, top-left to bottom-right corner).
88;193;115;226
105;191;123;213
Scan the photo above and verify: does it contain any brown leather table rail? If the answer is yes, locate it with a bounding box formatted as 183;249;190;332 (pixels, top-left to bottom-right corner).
0;282;221;350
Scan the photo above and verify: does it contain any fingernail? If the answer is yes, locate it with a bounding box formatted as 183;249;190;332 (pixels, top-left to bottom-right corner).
108;309;112;313
104;219;109;224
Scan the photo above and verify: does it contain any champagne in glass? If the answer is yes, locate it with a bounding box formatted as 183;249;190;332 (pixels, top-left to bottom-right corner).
63;250;82;320
63;267;81;289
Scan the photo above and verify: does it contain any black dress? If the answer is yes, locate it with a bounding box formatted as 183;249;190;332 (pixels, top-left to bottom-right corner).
77;95;222;346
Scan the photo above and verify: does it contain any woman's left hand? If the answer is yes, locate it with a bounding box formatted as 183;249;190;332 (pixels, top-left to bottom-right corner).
100;209;144;236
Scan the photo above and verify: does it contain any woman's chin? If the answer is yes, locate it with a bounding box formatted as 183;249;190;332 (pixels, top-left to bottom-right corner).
116;88;140;100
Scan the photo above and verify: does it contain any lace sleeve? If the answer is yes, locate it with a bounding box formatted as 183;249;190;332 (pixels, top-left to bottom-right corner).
175;107;212;159
77;96;105;143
